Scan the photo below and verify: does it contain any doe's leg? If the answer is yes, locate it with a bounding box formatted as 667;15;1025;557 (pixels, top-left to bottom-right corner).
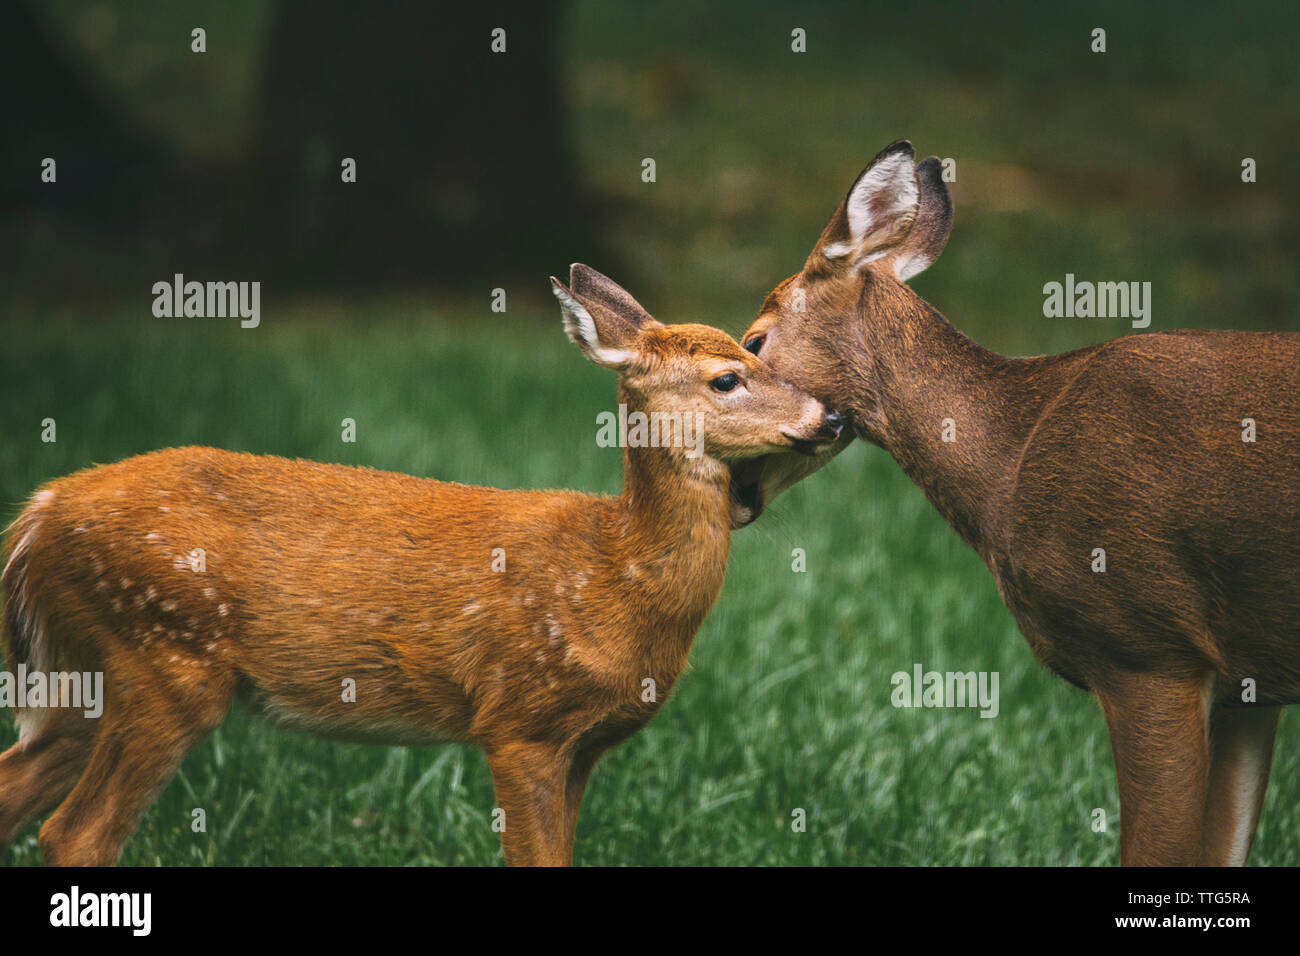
1096;672;1212;866
1199;704;1280;865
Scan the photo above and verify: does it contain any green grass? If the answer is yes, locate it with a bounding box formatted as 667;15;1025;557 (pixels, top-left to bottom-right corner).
2;309;1297;866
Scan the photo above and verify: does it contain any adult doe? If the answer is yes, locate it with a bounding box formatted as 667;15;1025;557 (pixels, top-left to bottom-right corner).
732;141;1299;866
0;265;842;866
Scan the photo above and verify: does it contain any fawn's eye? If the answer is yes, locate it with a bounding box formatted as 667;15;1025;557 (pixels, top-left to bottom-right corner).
710;373;740;393
743;336;765;355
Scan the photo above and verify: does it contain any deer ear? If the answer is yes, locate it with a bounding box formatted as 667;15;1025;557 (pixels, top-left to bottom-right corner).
567;263;662;330
550;275;645;370
891;156;952;281
812;140;920;272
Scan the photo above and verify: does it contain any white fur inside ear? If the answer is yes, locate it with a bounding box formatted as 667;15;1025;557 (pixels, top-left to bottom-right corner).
551;283;634;368
893;250;934;282
846;151;918;246
821;242;855;259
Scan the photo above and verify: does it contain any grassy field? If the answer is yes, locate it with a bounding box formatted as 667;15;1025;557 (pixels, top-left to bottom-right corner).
2;309;1297;866
3;0;1297;865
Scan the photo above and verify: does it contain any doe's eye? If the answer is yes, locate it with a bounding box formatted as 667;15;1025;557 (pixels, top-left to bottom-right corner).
742;336;765;355
710;373;740;393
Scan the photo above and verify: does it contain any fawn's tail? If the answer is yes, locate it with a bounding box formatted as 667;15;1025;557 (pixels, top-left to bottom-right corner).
2;489;57;743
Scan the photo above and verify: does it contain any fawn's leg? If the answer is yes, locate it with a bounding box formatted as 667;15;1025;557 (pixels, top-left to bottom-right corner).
1096;671;1212;866
38;658;235;866
1199;704;1281;865
561;745;607;860
485;740;571;866
0;711;97;852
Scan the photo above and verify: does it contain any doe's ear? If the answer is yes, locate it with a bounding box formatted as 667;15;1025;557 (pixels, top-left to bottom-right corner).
892;156;953;281
550;264;659;370
810;141;953;282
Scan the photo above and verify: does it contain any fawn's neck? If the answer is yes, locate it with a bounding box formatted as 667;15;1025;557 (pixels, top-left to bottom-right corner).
855;282;1055;560
613;392;733;633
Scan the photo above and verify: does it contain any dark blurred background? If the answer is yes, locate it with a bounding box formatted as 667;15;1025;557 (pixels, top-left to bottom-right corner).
3;0;1296;344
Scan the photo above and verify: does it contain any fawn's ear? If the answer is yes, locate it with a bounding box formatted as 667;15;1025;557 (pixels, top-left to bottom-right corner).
811;142;952;282
551;265;659;370
567;263;661;329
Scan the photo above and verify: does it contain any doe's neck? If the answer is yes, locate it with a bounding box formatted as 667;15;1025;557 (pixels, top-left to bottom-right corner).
854;280;1051;559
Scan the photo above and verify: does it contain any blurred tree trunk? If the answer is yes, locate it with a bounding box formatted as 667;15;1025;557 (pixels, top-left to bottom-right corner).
248;0;593;286
0;0;170;229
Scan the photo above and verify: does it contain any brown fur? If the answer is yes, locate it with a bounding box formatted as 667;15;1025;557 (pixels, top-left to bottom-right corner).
737;141;1300;865
0;264;838;866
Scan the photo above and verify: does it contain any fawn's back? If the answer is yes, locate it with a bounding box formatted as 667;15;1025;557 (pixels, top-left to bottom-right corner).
11;446;701;748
